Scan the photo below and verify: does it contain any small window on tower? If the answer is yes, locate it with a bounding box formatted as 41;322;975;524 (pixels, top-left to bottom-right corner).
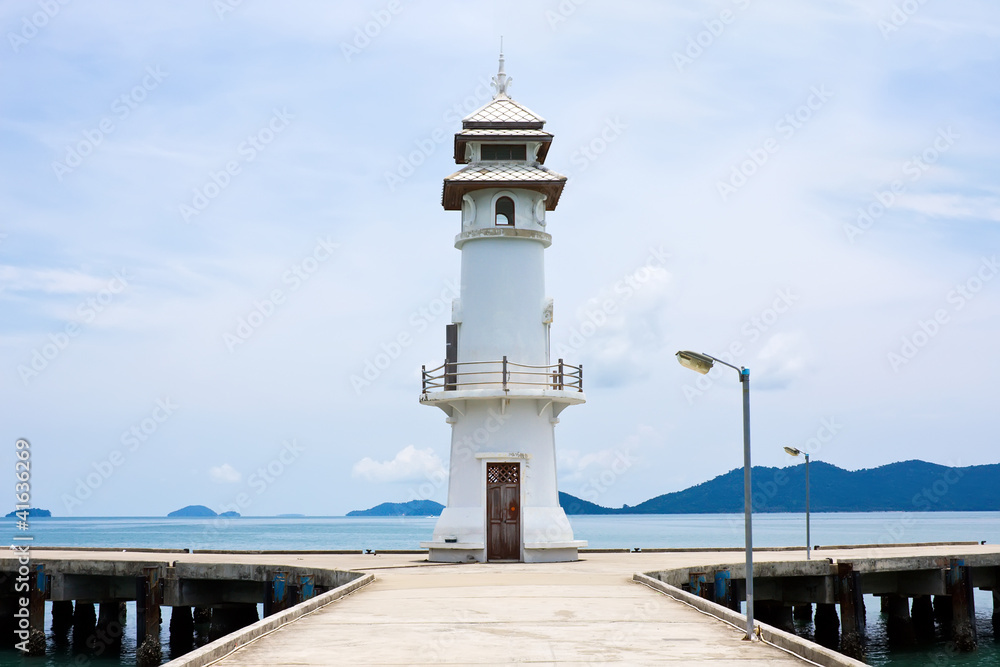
495;197;515;226
481;144;527;161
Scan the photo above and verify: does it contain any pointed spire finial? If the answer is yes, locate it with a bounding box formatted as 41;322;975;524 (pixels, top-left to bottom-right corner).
491;37;512;98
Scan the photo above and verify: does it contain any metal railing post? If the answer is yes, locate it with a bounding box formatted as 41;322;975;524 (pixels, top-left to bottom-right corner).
421;365;426;394
558;358;564;390
502;356;508;391
578;363;584;391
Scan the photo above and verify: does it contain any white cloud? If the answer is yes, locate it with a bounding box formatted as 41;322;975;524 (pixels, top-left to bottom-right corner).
209;463;242;484
352;445;446;483
754;331;811;390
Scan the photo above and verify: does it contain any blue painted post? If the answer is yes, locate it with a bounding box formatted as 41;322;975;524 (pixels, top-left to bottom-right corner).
301;574;315;600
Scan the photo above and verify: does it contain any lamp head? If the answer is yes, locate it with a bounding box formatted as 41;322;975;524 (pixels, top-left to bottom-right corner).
676;351;715;375
784;446;802;457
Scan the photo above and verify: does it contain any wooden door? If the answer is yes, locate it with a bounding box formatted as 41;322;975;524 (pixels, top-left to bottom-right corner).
487;462;520;561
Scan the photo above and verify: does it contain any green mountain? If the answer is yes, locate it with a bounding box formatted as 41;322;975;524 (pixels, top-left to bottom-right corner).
352;461;1000;516
625;460;1000;514
559;491;617;515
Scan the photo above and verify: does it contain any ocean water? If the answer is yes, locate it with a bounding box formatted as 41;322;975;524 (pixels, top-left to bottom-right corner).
1;512;997;665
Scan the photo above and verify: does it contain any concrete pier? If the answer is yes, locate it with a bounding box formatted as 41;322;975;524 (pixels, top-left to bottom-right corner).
0;543;996;665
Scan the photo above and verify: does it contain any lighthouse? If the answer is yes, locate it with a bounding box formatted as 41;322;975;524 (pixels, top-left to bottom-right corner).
419;54;587;563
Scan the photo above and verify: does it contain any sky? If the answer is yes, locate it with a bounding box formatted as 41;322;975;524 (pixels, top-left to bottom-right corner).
2;1;998;518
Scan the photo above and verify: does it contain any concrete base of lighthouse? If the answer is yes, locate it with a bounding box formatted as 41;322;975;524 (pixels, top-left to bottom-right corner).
421;505;586;563
419;390;587;563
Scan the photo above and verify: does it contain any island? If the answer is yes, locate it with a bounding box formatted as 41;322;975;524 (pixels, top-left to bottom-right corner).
5;508;51;518
347;500;444;517
167;505;240;518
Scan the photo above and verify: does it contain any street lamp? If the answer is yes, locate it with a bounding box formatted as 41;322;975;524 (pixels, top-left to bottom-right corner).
675;350;755;641
783;446;811;560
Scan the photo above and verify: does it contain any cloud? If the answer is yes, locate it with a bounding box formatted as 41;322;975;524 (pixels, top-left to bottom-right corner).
352;445;446;483
556;260;673;388
754;331;811;390
209;463;242;484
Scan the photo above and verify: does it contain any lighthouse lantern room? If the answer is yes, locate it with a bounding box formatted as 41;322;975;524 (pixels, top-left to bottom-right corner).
419;53;586;563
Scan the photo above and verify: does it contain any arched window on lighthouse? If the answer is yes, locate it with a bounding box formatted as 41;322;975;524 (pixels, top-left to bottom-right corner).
495;197;515;226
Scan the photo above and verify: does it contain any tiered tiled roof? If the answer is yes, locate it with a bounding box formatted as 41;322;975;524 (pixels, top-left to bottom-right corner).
442;54;566;211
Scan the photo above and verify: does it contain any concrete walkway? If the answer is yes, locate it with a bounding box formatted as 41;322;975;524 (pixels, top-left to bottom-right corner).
209;557;805;666
29;544;997;665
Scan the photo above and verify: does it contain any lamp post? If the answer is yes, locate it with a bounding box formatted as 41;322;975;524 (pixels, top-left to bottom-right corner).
783;446;811;560
676;351;755;641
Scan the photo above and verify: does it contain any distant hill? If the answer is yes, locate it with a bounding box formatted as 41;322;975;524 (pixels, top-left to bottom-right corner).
627;460;1000;514
168;505;218;518
347;500;444;517
353;461;1000;517
559;492;616;515
5;508;51;518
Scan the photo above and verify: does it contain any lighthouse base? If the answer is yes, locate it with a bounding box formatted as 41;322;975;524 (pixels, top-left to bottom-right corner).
420;506;586;564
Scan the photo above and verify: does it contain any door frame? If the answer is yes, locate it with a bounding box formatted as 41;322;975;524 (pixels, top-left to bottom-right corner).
477;452;529;562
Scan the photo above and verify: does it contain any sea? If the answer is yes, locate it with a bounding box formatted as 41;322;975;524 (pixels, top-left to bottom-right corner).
2;511;998;666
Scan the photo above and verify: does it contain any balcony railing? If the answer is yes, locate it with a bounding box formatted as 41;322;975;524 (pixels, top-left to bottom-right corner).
421;357;583;395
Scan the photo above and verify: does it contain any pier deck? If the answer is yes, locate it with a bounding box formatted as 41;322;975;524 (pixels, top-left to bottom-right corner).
10;544;998;665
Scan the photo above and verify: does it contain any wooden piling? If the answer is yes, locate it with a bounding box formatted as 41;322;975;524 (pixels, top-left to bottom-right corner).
136;566;162;666
95;600;126;653
911;595;935;640
933;594;952;632
792;604;812;622
22;565;46;655
209;603;260;641
170;606;195;654
947;558;976;652
814;602;839;650
885;594;917;646
993;587;999;636
71;601;96;650
836;563;865;660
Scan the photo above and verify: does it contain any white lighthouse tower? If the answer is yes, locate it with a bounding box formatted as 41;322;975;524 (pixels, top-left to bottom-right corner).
419;54;587;563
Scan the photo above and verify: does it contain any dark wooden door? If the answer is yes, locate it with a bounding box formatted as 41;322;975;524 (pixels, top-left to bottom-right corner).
487;462;520;561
